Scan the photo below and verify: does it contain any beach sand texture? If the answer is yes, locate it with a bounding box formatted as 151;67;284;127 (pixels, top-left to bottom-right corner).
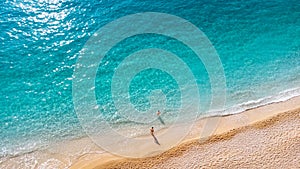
72;96;300;169
1;97;299;168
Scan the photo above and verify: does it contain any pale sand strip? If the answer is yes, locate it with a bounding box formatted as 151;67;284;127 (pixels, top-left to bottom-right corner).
1;96;299;168
72;96;300;169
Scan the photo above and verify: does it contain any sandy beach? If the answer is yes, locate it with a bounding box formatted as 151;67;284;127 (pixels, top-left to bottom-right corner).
70;96;300;169
1;96;300;168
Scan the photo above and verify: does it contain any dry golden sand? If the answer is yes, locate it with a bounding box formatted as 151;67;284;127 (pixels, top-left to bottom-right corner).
99;109;300;169
75;96;300;169
1;97;299;168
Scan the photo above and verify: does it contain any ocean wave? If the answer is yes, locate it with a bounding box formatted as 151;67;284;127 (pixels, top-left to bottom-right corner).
2;87;300;159
1;87;300;168
206;87;300;117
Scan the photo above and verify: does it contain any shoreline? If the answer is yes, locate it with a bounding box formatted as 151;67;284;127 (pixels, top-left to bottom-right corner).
100;106;300;168
71;95;300;168
1;95;300;168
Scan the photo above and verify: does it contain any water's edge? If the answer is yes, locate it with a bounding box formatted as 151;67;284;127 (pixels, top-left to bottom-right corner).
1;87;300;168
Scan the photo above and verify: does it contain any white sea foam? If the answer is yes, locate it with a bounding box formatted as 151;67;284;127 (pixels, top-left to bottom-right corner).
206;87;300;117
0;88;300;168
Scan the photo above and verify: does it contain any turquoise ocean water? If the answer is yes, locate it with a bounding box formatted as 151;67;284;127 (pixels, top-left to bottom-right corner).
1;0;300;160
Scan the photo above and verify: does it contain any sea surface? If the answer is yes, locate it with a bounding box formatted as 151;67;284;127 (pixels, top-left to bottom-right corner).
0;0;300;164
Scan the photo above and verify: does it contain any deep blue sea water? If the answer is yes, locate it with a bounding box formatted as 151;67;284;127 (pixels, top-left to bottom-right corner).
0;0;300;159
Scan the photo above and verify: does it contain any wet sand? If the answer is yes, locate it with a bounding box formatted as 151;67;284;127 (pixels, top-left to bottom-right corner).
72;96;300;169
1;96;300;168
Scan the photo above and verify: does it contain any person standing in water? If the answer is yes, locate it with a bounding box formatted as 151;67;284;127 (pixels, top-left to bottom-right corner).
156;110;165;125
156;110;161;116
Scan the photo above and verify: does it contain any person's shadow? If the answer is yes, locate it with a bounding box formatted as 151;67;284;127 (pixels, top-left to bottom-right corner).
158;116;165;125
152;135;160;145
